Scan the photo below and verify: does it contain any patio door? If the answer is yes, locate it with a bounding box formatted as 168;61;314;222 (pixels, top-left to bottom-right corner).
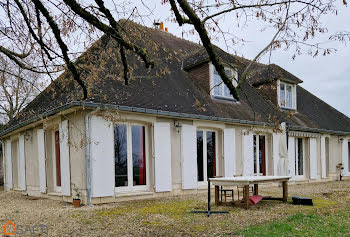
53;130;62;193
295;138;305;177
197;130;217;182
253;135;266;176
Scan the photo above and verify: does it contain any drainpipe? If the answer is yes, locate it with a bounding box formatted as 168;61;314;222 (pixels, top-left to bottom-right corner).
85;111;95;206
286;122;289;149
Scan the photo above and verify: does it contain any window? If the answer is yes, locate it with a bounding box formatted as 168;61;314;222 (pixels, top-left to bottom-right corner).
212;66;237;100
54;131;61;187
253;135;266;176
197;130;217;182
295;138;304;176
279;81;293;109
114;124;147;189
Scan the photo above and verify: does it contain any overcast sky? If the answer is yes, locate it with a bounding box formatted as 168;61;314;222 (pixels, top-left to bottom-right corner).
131;1;350;117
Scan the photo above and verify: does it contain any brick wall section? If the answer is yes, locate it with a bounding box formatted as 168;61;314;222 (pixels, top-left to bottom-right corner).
186;62;210;93
255;80;278;106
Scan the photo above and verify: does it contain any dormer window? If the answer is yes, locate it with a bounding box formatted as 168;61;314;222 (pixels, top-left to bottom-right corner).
278;80;297;110
210;63;237;100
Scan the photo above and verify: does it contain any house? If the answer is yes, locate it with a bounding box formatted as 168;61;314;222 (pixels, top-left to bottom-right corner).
0;21;349;204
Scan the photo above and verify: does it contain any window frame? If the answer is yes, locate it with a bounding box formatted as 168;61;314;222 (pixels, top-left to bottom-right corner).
209;62;238;101
295;137;305;178
52;130;62;193
114;122;150;193
196;128;219;185
253;134;268;176
278;80;296;110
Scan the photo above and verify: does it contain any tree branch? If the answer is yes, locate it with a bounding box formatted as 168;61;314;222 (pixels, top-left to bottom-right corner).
175;0;239;100
32;0;88;100
63;0;154;69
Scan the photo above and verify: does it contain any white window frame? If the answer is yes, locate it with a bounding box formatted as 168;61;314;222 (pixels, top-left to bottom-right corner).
196;128;219;186
295;137;305;178
209;62;238;100
52;130;61;193
277;80;297;110
114;122;150;193
253;134;268;176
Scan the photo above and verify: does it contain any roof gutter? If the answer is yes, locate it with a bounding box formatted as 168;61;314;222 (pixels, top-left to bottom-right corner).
1;101;349;138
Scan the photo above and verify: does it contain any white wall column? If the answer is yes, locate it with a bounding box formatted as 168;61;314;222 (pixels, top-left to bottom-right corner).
272;133;280;176
224;128;236;177
19;135;26;190
242;131;253;176
6;140;12;190
342;138;349;176
59;120;71;196
154;122;172;192
309;138;317;180
181;124;197;190
90;115;114;197
320;136;327;179
288;137;295;179
37;129;46;193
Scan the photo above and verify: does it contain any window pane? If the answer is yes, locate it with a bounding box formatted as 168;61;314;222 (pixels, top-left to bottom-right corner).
213;70;222;96
253;135;257;174
55;131;61;187
197;131;204;181
207;131;216;178
223;84;231;97
114;124;128;187
286;85;292;108
259;136;266;176
297;138;303;176
132;125;146;186
280;83;285;106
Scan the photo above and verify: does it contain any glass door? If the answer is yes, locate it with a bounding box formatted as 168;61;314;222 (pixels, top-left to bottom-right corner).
295;138;305;177
253;135;266;176
196;130;217;182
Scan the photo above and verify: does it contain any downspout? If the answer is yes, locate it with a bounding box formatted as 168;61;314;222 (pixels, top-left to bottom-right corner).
286;122;289;149
85;111;95;206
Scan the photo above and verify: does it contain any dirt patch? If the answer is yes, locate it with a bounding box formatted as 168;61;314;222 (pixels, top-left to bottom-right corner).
0;180;350;236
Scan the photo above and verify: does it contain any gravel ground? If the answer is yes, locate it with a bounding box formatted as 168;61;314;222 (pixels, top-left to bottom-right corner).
1;180;350;236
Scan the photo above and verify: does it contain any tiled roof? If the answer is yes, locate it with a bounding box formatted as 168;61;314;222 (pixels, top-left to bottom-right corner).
1;21;349;136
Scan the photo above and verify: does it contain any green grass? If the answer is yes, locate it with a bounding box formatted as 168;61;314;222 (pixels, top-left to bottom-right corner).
236;207;350;237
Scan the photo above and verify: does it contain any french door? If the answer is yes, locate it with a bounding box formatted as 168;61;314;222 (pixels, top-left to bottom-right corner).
295;138;305;177
114;123;148;192
197;130;217;182
253;135;266;176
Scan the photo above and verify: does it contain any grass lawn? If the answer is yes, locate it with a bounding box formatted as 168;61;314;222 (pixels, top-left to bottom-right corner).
1;180;350;236
237;207;350;237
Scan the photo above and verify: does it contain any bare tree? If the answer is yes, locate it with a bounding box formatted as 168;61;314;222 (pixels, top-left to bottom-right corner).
0;0;348;102
0;56;44;122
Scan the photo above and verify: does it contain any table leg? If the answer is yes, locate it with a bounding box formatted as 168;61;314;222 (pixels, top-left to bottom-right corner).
215;185;220;205
244;185;250;209
254;184;259;196
282;181;288;202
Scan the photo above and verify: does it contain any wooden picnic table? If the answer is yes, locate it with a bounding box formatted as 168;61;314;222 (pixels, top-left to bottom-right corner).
209;176;291;209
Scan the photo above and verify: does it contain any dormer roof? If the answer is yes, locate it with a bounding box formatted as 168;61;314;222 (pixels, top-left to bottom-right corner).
183;49;303;86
